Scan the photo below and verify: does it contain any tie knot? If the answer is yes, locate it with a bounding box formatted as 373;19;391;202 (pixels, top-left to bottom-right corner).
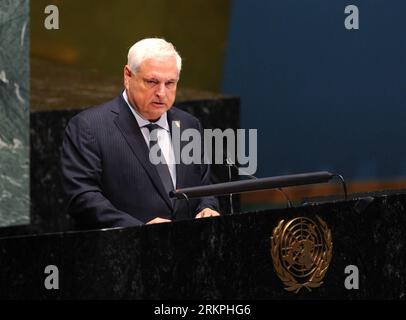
145;123;160;132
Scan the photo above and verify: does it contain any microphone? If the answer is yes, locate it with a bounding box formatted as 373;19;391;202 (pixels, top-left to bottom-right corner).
225;156;235;214
225;155;293;210
170;167;346;212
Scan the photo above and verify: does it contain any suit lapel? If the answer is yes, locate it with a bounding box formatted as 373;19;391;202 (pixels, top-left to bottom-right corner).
167;109;190;214
112;95;173;210
167;109;187;191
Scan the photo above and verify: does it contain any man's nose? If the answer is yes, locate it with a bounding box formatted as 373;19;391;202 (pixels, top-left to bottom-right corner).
155;83;166;97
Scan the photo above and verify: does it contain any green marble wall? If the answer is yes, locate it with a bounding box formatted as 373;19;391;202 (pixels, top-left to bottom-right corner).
0;0;30;226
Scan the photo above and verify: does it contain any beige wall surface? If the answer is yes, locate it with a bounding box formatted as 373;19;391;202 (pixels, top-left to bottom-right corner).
31;0;231;93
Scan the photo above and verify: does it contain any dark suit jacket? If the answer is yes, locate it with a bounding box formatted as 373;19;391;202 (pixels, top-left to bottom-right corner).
61;94;219;229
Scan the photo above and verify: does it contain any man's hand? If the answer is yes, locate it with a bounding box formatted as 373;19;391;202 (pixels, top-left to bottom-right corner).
146;217;172;224
195;208;220;219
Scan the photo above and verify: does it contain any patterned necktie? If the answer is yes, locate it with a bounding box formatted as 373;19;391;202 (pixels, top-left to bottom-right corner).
145;123;175;201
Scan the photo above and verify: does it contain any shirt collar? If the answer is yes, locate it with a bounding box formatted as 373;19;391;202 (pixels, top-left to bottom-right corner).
122;90;169;131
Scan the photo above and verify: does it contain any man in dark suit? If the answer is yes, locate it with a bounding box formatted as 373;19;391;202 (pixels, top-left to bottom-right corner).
61;38;220;229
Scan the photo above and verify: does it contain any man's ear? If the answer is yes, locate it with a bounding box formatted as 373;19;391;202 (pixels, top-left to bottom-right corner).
123;65;131;88
124;65;132;77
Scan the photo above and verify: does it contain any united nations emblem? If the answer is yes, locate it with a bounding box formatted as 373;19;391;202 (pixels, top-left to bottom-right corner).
271;216;333;293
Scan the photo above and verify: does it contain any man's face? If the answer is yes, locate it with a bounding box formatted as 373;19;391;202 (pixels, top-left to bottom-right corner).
124;57;179;122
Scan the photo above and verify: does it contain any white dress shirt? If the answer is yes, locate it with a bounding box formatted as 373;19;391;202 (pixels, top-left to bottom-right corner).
122;90;177;188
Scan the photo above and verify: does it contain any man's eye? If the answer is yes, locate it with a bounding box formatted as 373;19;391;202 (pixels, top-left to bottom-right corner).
145;79;157;85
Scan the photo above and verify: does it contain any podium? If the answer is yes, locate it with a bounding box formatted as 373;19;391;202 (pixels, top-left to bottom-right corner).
1;190;405;299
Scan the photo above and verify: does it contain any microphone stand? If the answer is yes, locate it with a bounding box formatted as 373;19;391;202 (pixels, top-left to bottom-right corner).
226;157;293;209
226;157;235;214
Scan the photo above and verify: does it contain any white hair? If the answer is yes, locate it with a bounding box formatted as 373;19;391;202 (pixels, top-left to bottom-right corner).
127;38;182;74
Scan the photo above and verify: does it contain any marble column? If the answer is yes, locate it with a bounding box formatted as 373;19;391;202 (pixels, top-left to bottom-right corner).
0;0;29;226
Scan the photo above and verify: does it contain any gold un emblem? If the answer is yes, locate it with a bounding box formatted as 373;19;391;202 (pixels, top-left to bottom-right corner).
271;216;333;293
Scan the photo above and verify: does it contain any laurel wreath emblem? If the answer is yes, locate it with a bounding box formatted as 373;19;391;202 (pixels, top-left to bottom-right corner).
271;216;333;293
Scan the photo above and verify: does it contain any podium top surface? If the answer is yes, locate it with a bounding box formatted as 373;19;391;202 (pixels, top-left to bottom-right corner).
30;58;236;112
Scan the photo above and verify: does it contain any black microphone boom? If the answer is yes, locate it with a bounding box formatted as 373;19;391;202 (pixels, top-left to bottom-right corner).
170;171;335;199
